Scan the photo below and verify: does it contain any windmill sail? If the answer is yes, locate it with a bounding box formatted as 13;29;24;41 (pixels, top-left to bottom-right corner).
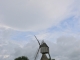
34;47;40;60
34;35;40;45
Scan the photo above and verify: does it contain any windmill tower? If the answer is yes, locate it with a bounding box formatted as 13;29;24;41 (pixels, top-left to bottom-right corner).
34;35;51;60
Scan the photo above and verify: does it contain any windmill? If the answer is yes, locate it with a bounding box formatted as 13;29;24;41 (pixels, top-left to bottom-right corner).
34;35;51;60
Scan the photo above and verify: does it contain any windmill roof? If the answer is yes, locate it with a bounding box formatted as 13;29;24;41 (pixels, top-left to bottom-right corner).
40;42;49;47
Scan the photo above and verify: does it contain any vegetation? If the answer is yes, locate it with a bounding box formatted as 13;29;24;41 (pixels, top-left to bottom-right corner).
48;59;55;60
14;56;29;60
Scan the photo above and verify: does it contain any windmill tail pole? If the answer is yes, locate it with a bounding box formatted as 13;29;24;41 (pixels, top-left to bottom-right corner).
49;53;51;60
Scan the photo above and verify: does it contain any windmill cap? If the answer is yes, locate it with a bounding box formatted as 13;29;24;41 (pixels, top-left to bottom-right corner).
40;42;49;47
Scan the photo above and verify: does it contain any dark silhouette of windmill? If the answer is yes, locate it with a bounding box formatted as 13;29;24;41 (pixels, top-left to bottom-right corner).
34;35;51;60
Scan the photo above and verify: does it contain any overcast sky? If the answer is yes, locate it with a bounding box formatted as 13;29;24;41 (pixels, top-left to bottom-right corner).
0;0;80;60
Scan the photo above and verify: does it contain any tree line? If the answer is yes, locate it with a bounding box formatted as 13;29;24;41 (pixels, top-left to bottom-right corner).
14;56;29;60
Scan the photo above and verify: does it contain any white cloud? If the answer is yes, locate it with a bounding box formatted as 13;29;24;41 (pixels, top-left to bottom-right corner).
0;29;80;59
0;0;75;31
0;32;80;60
0;0;80;60
3;55;10;59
